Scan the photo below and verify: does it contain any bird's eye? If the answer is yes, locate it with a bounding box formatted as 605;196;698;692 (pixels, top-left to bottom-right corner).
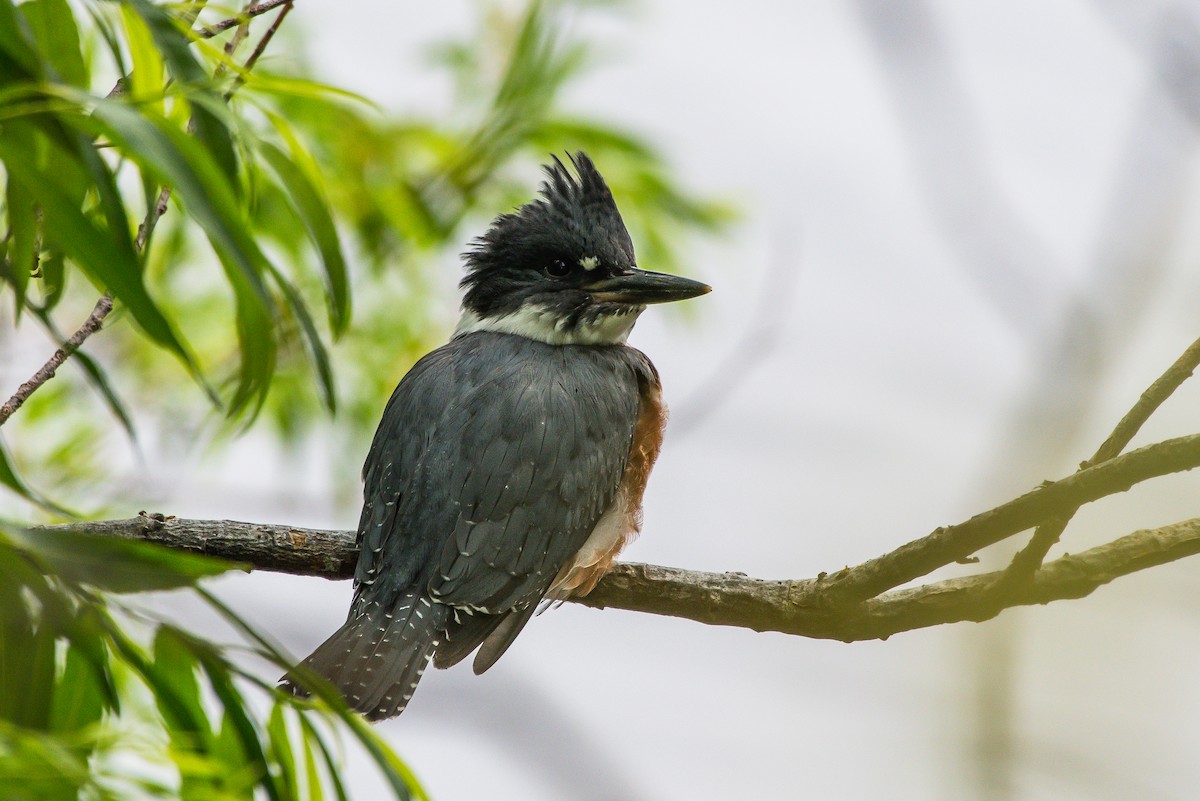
545;259;572;278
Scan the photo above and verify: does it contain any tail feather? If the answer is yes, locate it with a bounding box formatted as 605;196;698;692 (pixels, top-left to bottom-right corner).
281;590;448;720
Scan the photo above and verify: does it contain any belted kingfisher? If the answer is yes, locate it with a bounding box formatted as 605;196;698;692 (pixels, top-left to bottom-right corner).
283;152;710;719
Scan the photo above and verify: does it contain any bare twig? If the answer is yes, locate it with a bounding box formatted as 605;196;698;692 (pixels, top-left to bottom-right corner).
38;513;1200;642
1084;336;1200;468
135;187;173;252
985;335;1200;602
224;2;293;99
0;295;114;427
196;0;294;39
819;431;1200;602
0;187;172;429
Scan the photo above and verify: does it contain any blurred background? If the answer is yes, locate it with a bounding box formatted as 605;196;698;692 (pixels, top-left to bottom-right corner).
6;0;1200;799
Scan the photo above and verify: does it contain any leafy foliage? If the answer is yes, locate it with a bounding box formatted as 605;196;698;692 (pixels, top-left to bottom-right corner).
0;525;423;800
0;0;731;515
0;0;731;796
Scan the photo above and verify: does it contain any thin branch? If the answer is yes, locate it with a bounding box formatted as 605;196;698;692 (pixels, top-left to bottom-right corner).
135;186;173;252
0;186;172;429
1084;335;1200;468
819;431;1200;602
582;518;1200;641
985;335;1200;602
0;295;114;427
196;0;294;39
224;2;293;99
37;514;1200;643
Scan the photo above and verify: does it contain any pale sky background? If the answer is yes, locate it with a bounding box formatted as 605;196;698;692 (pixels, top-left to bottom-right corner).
59;1;1200;799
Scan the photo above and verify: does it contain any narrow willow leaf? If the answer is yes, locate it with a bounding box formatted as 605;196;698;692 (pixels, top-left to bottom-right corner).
297;716;347;801
125;0;238;183
0;0;42;81
6;615;58;731
78;97;278;411
267;704;300;801
298;718;327;801
27;305;137;442
152;628;209;741
70;350;137;442
118;3;165;108
258;141;350;335
268;266;336;413
5;527;244;593
50;641;108;733
0;435;72;515
0;122;197;375
19;0;88;88
4;173;36;312
198;653;285;801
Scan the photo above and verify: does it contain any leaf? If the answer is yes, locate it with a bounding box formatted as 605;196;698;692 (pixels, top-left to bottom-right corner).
267;704;299;801
258;140;350;335
70;349;138;442
298;716;346;801
26;305;137;442
19;0;88;88
0;0;41;82
50;640;109;733
198;652;284;801
75;96;279;411
4;171;36;312
298;718;327;801
124;0;238;183
3;527;244;593
268;266;337;412
119;3;165;108
0;119;199;376
0;435;72;516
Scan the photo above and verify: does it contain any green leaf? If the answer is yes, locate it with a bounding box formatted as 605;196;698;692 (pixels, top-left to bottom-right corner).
77;97;279;411
0;0;41;82
70;350;138;442
268;704;300;801
258;141;350;335
152;627;209;740
268;266;336;412
0;435;71;515
26;305;137;442
298;718;327;801
4;171;37;311
0;119;198;376
298;716;346;801
19;0;88;88
119;3;165;108
50;640;109;733
124;0;239;183
198;652;284;801
3;527;244;593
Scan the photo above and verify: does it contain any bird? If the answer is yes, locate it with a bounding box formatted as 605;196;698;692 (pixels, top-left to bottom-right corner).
281;152;710;720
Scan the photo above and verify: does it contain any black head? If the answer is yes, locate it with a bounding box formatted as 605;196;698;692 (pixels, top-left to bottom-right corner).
457;152;709;345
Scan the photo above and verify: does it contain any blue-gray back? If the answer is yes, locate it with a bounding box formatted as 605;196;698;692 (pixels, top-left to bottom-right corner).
353;331;656;614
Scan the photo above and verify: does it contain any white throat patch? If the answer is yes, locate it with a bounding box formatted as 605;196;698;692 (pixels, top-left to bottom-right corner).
454;304;640;345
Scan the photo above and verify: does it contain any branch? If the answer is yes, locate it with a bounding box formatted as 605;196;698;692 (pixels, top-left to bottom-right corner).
984;335;1200;602
583;518;1200;641
38;513;1200;642
0;295;114;427
819;432;1200;602
196;0;294;38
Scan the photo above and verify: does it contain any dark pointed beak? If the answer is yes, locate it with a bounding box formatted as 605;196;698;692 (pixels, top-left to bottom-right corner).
585;269;711;305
